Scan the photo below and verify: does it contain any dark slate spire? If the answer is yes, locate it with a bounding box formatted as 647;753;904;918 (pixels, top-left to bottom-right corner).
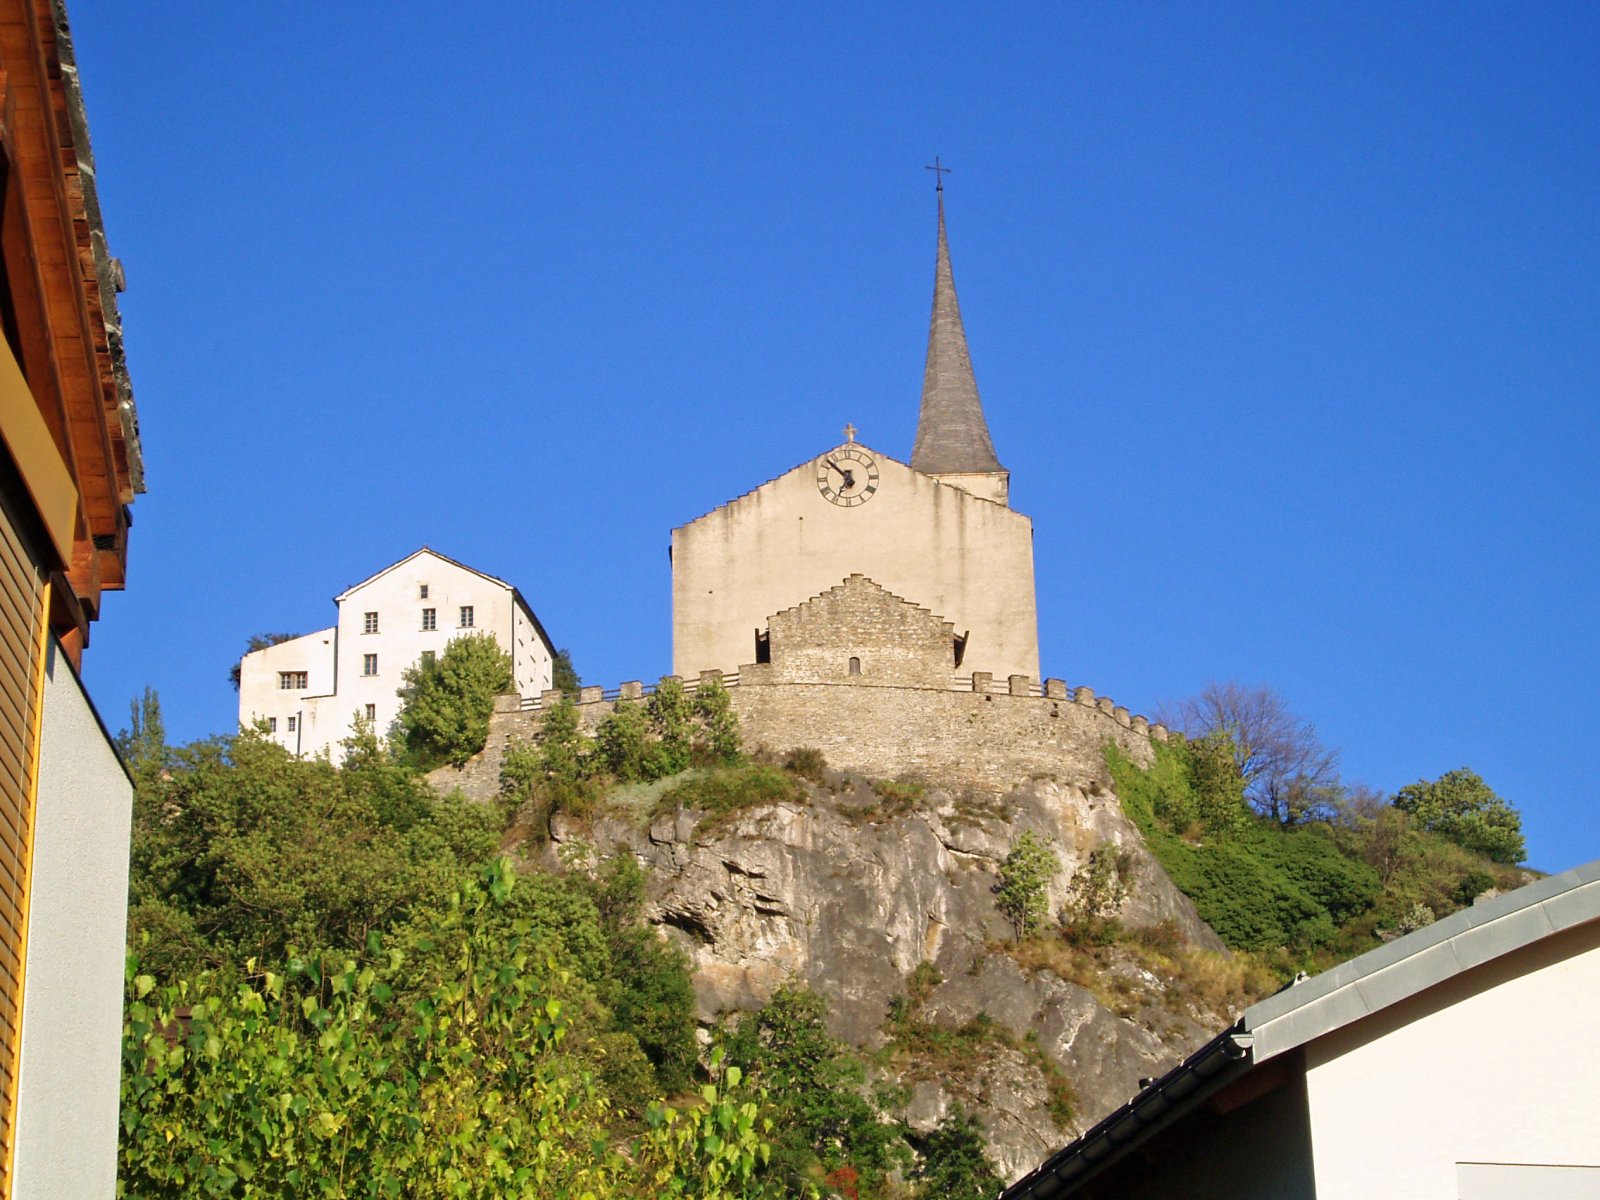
911;187;1004;475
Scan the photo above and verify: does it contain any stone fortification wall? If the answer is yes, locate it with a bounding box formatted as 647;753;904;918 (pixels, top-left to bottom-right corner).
428;670;1168;803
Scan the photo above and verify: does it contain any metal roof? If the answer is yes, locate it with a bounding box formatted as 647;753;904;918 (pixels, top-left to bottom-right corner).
1001;857;1600;1199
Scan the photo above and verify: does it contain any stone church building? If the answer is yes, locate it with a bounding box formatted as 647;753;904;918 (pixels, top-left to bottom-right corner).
671;189;1040;687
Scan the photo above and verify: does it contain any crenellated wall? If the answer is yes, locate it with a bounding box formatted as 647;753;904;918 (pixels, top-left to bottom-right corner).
429;668;1169;802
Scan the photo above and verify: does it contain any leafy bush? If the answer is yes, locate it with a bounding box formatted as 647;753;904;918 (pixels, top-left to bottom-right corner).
995;832;1061;942
911;1108;1003;1200
659;766;802;826
782;747;828;782
122;860;786;1199
1058;847;1132;946
1394;768;1525;864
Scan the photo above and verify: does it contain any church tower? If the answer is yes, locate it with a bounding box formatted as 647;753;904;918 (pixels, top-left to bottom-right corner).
670;185;1040;685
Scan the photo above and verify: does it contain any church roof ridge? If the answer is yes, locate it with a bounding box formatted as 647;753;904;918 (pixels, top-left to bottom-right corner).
910;189;1005;476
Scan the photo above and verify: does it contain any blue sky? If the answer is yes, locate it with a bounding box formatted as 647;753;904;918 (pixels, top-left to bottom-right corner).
70;2;1597;871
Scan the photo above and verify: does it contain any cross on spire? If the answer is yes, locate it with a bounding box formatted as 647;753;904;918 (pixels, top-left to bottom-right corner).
843;422;857;443
924;156;951;192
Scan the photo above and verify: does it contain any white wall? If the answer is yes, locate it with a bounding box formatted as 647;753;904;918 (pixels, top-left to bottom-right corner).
672;446;1040;682
13;642;132;1200
236;627;336;754
1304;919;1600;1199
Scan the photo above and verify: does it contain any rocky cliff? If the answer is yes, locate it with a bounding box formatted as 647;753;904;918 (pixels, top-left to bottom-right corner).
532;765;1236;1182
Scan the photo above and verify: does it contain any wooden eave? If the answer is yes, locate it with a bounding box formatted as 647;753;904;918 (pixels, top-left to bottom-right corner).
0;0;137;624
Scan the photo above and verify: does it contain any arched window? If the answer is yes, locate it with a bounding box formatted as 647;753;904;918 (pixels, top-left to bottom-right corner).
848;656;861;676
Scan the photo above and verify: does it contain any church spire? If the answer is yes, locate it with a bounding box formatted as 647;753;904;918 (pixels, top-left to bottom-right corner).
911;174;1004;477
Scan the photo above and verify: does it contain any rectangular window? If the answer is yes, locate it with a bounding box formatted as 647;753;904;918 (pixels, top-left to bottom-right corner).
365;704;376;722
421;608;436;631
420;651;436;668
459;605;474;628
287;716;297;733
267;717;277;732
363;611;379;634
419;584;429;599
363;653;378;676
279;671;308;690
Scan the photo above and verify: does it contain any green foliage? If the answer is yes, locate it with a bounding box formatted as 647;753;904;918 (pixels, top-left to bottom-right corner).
659;766;802;827
593;698;653;782
1058;847;1132;946
121;861;785;1199
1394;768;1525;864
995;832;1060;942
395;633;513;769
782;747;828;783
116;686;168;782
694;678;743;766
911;1108;1004;1200
648;678;697;778
1111;741;1523;970
552;647;581;698
127;725;498;981
722;986;905;1196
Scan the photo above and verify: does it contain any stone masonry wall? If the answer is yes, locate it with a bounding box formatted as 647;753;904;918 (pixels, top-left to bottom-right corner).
765;574;957;688
428;674;1165;803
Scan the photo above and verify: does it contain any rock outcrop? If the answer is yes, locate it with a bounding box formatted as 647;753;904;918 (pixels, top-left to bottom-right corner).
541;769;1231;1181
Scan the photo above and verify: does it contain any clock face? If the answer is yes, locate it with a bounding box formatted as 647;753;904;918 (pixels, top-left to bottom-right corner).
816;446;880;507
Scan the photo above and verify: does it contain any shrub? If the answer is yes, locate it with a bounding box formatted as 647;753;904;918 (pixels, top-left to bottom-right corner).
782;747;828;783
658;766;801;826
995;832;1060;942
1394;768;1525;865
1058;847;1132;946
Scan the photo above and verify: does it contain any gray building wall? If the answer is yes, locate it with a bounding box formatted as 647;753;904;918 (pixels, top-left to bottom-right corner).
13;642;132;1199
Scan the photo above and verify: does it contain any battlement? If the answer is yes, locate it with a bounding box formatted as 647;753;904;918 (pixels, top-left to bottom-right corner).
507;667;1168;741
427;666;1167;804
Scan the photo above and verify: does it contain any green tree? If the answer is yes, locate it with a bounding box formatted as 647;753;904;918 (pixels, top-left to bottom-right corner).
226;631;298;690
395;633;513;768
126;726;498;981
594;699;653;782
116;686;168;781
722;985;904;1195
995;831;1060;941
1393;768;1525;864
912;1108;1003;1200
695;677;742;766
552;647;581;698
121;860;787;1199
647;678;696;777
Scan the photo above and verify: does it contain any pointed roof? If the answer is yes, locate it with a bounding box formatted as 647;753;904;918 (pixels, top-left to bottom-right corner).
911;189;1004;475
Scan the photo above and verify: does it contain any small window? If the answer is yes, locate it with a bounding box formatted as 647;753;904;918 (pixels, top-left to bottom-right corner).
363;653;378;676
421;608;437;631
363;611;379;634
365;703;376;722
267;717;277;732
848;656;861;676
459;605;474;628
279;671;308;690
419;583;429;599
420;651;436;668
287;716;297;733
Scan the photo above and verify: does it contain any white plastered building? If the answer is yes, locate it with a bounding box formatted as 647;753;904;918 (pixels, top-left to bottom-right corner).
237;548;556;760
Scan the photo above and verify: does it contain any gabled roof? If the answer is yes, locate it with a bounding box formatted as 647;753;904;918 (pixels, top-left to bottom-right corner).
910;190;1004;476
333;548;557;659
334;547;515;602
1002;858;1600;1199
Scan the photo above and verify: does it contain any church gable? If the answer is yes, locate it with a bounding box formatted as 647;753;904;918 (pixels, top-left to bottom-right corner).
760;574;961;688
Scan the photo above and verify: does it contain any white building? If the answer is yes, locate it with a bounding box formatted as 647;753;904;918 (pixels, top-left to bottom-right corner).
238;549;556;760
1003;860;1600;1200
